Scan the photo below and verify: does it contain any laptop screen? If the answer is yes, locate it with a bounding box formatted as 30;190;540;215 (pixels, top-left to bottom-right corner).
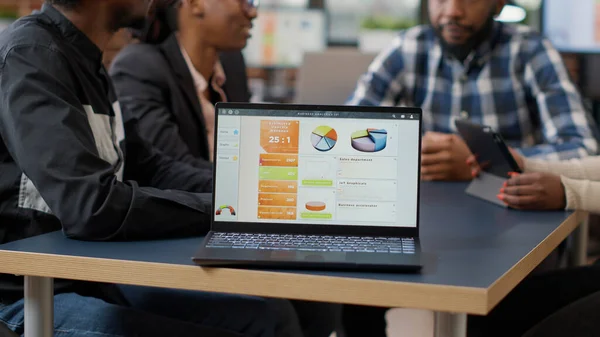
213;105;421;228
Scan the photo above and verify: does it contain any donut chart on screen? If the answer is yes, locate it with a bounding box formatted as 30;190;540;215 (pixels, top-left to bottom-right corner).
351;128;387;152
310;126;337;152
305;201;326;212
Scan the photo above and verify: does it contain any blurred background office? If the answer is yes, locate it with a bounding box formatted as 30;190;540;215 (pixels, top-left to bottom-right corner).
2;0;595;117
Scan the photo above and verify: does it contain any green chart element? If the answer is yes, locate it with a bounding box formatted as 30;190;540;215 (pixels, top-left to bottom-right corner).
302;180;333;186
259;167;298;180
300;212;333;219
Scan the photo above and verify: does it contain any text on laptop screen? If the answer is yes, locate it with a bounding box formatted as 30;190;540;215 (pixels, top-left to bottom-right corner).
214;108;420;228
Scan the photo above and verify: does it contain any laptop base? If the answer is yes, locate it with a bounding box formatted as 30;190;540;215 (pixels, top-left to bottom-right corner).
193;232;423;273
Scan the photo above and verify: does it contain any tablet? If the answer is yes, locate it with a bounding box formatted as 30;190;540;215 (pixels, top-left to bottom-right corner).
455;119;521;178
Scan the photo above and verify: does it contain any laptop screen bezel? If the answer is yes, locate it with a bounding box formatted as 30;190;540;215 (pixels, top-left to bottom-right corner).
211;103;423;238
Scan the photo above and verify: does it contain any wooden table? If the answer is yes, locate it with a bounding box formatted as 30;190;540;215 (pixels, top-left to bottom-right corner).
0;182;587;337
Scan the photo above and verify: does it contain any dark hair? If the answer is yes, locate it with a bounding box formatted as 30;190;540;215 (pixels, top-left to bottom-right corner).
129;0;180;44
48;0;81;9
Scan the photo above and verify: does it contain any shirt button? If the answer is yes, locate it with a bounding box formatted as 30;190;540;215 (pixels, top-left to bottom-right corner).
460;111;469;118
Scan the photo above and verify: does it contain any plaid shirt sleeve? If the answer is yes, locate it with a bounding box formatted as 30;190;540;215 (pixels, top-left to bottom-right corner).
521;37;600;160
347;33;406;106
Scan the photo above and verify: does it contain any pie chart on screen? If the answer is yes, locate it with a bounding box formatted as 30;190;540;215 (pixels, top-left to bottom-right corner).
311;126;337;152
351;128;387;152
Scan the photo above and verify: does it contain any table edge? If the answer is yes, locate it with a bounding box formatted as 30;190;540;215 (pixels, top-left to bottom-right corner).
0;248;490;313
485;211;587;312
0;212;582;314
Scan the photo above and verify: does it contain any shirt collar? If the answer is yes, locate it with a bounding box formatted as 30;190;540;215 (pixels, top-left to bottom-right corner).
40;3;103;67
178;41;227;96
470;21;503;66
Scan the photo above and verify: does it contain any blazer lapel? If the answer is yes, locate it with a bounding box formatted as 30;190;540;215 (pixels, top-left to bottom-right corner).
160;34;209;154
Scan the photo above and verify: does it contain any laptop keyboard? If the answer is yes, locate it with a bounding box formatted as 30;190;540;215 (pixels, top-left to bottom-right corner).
206;232;416;254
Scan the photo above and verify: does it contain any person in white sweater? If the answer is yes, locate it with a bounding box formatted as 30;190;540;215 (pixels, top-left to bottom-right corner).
467;151;600;214
465;153;600;337
498;156;600;214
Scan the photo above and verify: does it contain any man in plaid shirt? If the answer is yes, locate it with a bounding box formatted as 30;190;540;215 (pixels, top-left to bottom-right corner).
348;0;600;182
343;0;600;336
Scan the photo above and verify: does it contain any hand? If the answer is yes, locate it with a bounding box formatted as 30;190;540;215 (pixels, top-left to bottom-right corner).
497;172;566;210
466;147;525;178
421;132;473;181
465;155;484;178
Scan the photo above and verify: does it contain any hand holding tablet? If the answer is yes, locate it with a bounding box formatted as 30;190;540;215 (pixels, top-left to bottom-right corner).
455;119;522;178
466;147;524;178
454;119;523;206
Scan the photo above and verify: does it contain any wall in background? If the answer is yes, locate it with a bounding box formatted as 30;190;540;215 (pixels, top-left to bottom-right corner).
0;0;41;16
1;0;594;112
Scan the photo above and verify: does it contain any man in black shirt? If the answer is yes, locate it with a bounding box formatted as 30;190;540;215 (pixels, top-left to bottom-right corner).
0;1;302;336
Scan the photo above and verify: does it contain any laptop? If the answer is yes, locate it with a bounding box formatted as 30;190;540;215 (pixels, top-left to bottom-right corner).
193;103;423;272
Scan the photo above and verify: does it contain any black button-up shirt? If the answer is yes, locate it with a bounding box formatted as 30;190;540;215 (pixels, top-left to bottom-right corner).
0;4;212;301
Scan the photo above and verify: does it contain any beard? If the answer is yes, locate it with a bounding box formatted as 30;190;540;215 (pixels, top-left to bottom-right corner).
435;9;496;62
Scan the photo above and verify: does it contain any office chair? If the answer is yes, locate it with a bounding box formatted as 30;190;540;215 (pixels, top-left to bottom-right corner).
294;50;377;105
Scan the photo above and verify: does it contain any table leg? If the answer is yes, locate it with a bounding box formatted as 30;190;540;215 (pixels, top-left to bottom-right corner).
570;215;589;267
434;312;467;337
24;276;54;337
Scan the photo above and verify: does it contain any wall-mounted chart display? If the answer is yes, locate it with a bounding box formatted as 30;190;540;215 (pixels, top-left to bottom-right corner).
243;9;327;67
544;0;600;53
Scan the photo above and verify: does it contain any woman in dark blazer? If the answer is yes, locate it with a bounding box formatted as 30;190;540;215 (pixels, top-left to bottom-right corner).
109;1;340;336
110;0;253;169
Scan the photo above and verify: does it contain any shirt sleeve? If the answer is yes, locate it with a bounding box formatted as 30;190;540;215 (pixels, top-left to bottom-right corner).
561;177;600;214
521;37;600;159
110;46;212;170
0;45;212;241
523;156;600;181
346;33;406;106
122;120;213;193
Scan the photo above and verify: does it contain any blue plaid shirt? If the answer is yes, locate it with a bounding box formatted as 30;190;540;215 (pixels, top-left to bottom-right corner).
348;22;600;160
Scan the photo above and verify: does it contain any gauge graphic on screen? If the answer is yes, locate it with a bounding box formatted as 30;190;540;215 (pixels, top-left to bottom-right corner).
350;128;387;152
310;126;337;152
215;205;236;216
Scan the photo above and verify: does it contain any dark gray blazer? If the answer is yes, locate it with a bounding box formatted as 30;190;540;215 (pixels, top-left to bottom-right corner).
109;34;251;169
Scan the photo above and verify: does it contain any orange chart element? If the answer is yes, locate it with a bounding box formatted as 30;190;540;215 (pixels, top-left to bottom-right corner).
259;153;298;167
305;201;326;212
258;206;297;220
260;120;300;154
258;193;297;207
258;180;298;193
